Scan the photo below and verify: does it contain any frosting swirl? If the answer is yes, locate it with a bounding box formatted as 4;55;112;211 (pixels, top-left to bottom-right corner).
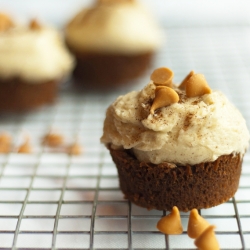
0;25;74;83
101;80;249;165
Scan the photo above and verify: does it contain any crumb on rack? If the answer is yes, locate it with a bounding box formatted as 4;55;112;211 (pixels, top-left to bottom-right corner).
42;133;64;147
68;142;82;155
17;139;32;154
0;133;12;153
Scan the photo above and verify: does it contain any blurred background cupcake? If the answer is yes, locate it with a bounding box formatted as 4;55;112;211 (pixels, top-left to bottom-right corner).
0;13;74;112
65;0;162;89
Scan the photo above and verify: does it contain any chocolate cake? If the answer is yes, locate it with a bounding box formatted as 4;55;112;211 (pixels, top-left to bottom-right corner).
72;52;153;88
109;147;242;211
0;79;58;112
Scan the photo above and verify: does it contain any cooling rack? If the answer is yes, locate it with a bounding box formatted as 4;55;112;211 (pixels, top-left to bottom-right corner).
0;26;250;250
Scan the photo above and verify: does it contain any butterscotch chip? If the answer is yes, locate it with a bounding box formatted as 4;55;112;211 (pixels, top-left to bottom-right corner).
150;86;179;114
18;141;32;154
185;74;212;98
194;225;220;250
0;144;11;153
150;67;174;87
29;19;41;30
0;13;14;32
188;209;210;239
156;206;183;235
179;70;195;90
0;133;12;153
43;133;64;147
68;143;82;155
0;133;11;145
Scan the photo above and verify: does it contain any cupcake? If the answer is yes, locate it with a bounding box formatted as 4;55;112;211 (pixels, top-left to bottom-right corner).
101;67;250;211
0;14;74;112
65;0;162;88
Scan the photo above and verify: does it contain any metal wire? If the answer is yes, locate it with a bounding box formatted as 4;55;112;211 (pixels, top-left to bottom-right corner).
233;197;246;249
89;150;104;249
0;26;250;250
11;154;42;249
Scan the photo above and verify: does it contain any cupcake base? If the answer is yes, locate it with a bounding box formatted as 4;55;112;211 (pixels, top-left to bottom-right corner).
71;51;153;89
0;78;59;112
109;146;242;211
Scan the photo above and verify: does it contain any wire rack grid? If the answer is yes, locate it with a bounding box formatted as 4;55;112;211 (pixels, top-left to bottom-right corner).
0;26;250;250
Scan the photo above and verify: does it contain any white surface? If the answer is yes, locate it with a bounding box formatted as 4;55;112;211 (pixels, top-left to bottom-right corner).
0;0;250;27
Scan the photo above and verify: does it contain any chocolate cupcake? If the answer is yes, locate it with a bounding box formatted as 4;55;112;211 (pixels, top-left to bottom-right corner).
101;67;250;211
65;0;162;88
0;15;74;112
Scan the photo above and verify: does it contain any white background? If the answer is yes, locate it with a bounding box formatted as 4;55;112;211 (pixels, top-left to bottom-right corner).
0;0;250;27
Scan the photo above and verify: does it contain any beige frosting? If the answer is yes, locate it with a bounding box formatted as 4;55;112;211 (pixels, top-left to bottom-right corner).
0;26;74;83
101;81;250;165
65;1;162;54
